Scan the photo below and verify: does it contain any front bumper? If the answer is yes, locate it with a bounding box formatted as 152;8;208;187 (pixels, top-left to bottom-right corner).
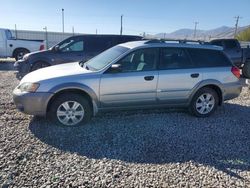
13;88;53;116
14;60;31;79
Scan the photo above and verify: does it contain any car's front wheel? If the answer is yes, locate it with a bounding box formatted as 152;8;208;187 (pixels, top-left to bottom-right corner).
48;93;92;126
189;87;219;117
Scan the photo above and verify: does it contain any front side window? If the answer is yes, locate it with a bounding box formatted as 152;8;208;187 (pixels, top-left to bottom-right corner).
115;48;159;72
59;39;84;52
159;48;193;70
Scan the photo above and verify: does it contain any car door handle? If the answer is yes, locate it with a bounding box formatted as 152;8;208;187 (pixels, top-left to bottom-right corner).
190;73;199;78
144;76;154;81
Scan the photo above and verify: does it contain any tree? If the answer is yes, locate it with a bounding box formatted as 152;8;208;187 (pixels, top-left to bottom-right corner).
236;28;250;41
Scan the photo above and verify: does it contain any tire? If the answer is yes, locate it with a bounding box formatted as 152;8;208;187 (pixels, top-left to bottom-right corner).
242;60;250;79
31;61;50;72
14;48;29;60
189;87;219;117
48;93;92;127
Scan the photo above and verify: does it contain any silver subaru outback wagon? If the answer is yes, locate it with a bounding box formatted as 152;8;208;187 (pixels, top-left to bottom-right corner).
13;40;242;126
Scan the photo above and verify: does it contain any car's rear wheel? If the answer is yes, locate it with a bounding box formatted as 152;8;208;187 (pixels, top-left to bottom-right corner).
48;93;92;126
14;48;29;60
31;61;50;72
189;87;219;117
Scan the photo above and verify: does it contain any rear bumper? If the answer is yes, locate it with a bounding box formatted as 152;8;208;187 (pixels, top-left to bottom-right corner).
13;88;53;116
223;82;243;101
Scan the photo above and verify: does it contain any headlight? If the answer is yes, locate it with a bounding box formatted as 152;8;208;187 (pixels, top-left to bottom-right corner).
18;82;40;92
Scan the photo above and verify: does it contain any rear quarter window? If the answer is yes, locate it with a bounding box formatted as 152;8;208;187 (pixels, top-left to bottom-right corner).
187;48;232;67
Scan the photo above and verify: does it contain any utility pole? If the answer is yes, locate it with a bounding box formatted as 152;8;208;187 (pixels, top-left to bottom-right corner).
72;26;74;36
120;14;123;35
163;33;166;39
43;26;48;49
15;24;18;39
96;29;98;35
62;8;65;34
193;21;199;39
234;16;242;38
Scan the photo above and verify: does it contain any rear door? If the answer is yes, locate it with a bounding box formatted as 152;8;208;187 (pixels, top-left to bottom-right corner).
156;48;202;104
100;48;159;107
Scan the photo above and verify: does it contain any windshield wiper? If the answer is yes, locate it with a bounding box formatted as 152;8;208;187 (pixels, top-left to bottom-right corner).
79;61;90;70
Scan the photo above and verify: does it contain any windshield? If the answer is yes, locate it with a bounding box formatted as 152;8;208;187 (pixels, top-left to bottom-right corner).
86;45;129;71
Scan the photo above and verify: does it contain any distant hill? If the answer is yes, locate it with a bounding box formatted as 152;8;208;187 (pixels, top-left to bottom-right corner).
147;25;250;41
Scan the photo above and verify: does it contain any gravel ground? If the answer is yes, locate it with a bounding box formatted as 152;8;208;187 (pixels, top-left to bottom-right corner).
0;71;250;187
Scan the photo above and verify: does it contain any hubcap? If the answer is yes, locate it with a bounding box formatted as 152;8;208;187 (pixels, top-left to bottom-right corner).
196;93;215;115
57;101;85;126
17;52;24;60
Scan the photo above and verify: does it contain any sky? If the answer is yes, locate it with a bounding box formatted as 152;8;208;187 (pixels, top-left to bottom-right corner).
1;0;250;35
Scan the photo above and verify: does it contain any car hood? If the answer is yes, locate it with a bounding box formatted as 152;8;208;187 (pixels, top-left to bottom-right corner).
20;62;92;83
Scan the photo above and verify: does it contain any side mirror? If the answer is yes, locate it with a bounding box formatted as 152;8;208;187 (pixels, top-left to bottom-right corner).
54;45;60;52
107;64;122;73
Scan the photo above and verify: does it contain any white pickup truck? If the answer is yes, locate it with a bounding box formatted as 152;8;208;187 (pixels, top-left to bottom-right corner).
0;28;45;60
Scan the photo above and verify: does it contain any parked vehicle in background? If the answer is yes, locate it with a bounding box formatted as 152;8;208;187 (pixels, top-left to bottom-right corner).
210;38;250;78
0;28;45;60
14;34;142;79
13;40;242;127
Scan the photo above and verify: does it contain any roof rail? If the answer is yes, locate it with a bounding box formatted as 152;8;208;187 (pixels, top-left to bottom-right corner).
145;39;210;45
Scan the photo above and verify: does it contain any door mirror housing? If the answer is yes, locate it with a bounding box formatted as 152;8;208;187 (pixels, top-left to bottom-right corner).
54;45;60;52
107;64;122;73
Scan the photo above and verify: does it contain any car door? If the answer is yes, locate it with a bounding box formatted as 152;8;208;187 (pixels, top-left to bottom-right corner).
157;48;202;104
53;37;85;64
100;48;159;107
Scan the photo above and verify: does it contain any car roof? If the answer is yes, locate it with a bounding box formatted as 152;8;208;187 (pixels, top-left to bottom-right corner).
119;40;223;51
68;34;142;39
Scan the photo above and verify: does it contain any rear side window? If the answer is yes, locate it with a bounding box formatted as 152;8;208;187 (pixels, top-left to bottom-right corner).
210;41;223;47
159;48;194;70
86;37;112;53
224;40;238;49
187;48;232;67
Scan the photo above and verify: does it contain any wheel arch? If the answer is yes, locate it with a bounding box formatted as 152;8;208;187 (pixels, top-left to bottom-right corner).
189;80;224;106
30;60;51;71
46;83;99;116
12;47;30;57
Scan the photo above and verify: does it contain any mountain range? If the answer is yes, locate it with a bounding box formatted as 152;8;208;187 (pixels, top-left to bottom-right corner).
147;25;250;41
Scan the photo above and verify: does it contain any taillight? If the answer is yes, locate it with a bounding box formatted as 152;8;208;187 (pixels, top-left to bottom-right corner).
39;44;45;51
231;66;241;79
